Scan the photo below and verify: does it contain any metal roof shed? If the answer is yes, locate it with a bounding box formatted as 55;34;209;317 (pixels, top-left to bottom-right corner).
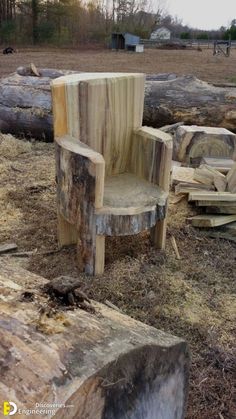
111;33;140;50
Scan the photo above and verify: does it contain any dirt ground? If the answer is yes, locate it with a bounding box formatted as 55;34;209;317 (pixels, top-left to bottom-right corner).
0;134;235;419
0;46;236;83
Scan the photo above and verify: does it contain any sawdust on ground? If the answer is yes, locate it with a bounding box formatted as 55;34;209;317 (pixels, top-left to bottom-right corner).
0;135;235;419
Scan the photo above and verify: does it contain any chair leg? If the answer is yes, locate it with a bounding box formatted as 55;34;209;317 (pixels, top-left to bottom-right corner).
77;234;105;275
58;212;78;246
151;219;167;250
95;236;105;275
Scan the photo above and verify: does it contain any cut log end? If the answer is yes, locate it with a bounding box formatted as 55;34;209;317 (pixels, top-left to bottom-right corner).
0;262;189;418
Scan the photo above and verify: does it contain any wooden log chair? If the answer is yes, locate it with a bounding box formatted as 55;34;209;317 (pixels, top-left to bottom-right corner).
51;73;172;275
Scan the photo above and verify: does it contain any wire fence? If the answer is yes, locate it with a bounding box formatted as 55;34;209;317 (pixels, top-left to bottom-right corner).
140;38;236;49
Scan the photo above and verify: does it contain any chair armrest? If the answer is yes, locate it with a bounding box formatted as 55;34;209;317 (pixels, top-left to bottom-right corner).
55;135;105;224
130;127;173;191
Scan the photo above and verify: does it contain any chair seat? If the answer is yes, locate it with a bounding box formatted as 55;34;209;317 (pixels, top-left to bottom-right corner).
95;173;168;236
103;173;166;208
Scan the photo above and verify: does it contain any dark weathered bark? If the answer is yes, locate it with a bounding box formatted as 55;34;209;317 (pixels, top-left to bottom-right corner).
0;69;236;140
144;74;236;132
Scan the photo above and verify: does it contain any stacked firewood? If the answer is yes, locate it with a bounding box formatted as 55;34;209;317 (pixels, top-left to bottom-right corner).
171;157;236;228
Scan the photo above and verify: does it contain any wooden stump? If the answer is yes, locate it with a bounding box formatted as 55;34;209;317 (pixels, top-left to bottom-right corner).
0;262;189;418
174;125;236;164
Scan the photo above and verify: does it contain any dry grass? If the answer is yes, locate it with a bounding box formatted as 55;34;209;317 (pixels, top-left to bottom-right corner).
1;46;236;83
0;133;32;158
0;136;235;419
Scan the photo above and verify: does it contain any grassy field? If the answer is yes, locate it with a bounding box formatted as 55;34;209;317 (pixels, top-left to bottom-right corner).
0;47;236;418
1;46;236;83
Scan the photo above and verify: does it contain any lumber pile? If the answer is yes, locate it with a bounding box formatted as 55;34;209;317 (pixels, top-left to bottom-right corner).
171;161;236;231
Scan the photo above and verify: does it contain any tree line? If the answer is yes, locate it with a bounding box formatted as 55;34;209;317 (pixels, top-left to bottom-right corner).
0;0;158;45
0;0;235;46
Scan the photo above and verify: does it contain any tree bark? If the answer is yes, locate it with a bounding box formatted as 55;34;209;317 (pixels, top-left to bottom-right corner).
0;69;236;140
0;261;189;418
144;74;236;132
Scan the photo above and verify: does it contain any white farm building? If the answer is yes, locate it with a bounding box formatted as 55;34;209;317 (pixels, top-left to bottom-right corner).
150;26;171;40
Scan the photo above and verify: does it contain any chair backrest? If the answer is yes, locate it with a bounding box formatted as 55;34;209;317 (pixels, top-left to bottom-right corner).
51;73;145;176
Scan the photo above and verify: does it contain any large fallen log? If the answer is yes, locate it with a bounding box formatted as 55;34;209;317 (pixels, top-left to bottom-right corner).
0;68;76;140
0;261;189;418
0;67;236;140
144;75;236;132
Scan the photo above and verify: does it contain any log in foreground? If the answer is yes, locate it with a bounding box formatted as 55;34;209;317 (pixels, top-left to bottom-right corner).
0;68;236;140
0;261;189;418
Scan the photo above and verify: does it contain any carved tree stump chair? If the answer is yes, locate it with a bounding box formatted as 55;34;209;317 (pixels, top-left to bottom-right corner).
51;73;172;275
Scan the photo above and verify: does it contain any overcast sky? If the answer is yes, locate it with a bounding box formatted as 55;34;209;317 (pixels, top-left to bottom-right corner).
164;0;236;30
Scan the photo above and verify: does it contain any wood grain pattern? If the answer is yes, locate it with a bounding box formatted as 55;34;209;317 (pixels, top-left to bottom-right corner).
189;214;236;227
195;200;236;207
53;73;145;176
52;74;172;274
130;127;172;183
129;126;172;248
200;157;235;173
226;162;236;193
175;185;213;195
189;192;236;202
194;165;227;192
171;166;198;186
95;173;167;236
51;83;67;137
0;261;189;419
174;125;236;164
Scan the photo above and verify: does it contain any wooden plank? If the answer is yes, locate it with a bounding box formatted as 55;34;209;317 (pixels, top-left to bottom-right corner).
194;165;226;191
189;192;236;202
193;167;214;186
171;166;197;186
175;184;212;195
214;176;227;192
203;231;236;243
201;164;226;177
188;214;236;227
200;157;235;173
195;200;236;207
170;236;181;260
226;162;236;193
171;160;182;169
0;243;17;254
